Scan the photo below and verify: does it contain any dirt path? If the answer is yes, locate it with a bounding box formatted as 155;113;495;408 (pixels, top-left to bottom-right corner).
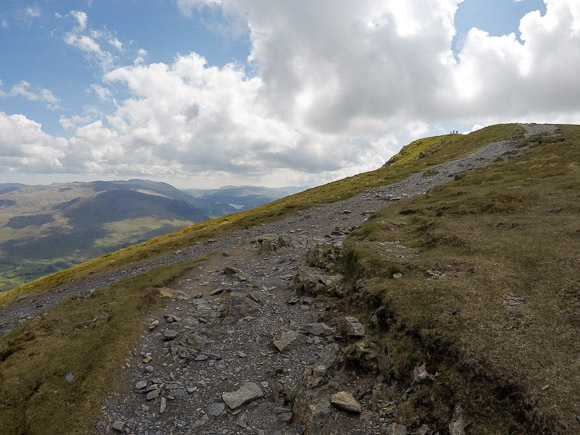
91;124;558;434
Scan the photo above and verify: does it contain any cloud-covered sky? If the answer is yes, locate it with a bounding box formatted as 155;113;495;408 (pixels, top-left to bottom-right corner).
1;0;578;188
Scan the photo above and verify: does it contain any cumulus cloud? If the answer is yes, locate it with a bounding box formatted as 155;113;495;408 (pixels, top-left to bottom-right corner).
108;37;123;51
451;0;580;121
0;113;66;173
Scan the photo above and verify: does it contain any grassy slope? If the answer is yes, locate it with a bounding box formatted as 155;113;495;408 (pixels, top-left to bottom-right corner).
342;125;579;433
0;258;204;434
5;123;567;434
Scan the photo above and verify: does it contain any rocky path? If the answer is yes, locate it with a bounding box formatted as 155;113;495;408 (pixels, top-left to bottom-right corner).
89;124;558;434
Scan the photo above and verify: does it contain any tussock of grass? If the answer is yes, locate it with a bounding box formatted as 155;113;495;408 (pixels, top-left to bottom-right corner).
0;259;201;434
342;125;580;433
0;124;524;310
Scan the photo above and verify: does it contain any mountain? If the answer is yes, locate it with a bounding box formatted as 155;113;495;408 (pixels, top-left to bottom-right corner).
0;180;210;291
185;185;306;217
0;124;578;434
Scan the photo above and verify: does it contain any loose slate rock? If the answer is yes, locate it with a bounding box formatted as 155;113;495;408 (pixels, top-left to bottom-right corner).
164;329;178;341
340;316;366;338
207;402;226;417
222;382;264;409
388;423;408;435
273;330;299;352
330;391;362;413
146;388;161;401
302;322;334;336
135;380;148;391
111;421;125;432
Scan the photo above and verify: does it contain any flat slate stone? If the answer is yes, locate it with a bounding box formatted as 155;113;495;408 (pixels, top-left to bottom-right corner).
112;421;125;432
135;380;148;390
222;382;264;409
273;330;299;352
207;402;225;417
146;388;161;401
302;322;333;336
164;329;178;341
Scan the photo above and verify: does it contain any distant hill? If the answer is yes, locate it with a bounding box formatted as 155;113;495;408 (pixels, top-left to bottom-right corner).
0;183;25;194
0;180;209;291
185;185;305;217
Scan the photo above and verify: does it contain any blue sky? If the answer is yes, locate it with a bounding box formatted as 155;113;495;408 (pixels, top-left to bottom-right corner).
0;0;578;188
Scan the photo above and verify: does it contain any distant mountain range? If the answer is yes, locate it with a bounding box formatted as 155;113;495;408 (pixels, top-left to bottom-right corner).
0;180;304;291
185;185;304;216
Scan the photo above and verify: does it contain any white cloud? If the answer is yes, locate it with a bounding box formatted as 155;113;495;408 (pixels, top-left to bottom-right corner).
59;107;102;130
0;80;60;109
69;10;87;30
90;84;113;101
108;37;123;51
177;0;224;16
63;11;119;72
1;19;8;28
0;113;66;173
134;49;148;65
24;6;41;18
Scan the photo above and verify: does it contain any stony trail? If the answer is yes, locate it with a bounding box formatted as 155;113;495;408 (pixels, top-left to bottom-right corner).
89;124;557;434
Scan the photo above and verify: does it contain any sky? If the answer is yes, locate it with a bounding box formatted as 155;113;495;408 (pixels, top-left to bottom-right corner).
1;0;579;189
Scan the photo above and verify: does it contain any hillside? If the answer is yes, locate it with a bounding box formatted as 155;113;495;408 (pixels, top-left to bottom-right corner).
0;124;577;434
0;180;209;291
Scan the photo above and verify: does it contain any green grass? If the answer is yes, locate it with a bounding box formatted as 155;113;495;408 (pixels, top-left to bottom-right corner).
0;123;524;310
0;258;202;434
340;125;579;433
93;217;196;248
